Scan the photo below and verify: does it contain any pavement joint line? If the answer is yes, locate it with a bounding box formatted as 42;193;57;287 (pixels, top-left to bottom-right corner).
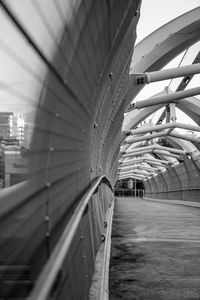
143;197;200;208
122;237;200;243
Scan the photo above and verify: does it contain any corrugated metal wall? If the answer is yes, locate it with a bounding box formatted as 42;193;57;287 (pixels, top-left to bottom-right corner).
0;0;141;298
144;157;200;202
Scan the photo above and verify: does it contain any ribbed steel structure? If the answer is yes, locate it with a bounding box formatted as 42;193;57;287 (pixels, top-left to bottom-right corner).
0;0;141;298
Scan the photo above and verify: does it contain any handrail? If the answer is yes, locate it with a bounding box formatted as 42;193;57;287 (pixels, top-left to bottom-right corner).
29;175;113;300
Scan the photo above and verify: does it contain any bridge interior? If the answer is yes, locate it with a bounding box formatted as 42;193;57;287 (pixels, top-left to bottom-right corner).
0;0;200;299
110;197;200;300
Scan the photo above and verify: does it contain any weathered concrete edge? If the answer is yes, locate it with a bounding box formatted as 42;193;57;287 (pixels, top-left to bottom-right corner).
89;198;115;300
143;197;200;208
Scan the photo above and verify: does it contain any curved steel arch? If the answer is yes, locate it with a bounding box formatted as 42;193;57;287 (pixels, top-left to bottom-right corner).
176;97;200;126
118;8;200;182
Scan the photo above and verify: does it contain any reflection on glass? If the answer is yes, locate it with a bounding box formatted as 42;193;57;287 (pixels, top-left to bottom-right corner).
0;0;67;189
0;112;28;188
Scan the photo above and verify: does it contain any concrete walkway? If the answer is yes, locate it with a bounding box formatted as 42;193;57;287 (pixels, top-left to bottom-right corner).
109;197;200;300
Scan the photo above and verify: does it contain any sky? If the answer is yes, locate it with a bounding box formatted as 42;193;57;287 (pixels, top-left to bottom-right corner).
136;0;200;43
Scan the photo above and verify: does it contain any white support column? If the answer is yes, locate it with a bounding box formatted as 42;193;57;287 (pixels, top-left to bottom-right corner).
134;86;200;109
153;149;180;159
145;158;169;165
133;63;200;85
127;123;175;135
169;132;200;143
118;175;145;181
126;131;168;143
170;103;177;122
139;165;159;172
119;165;140;171
118;172;147;179
126;122;200;136
119;158;144;165
124;144;186;155
122;149;154;158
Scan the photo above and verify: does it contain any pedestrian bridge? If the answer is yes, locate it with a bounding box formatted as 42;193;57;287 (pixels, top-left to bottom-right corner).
0;1;200;299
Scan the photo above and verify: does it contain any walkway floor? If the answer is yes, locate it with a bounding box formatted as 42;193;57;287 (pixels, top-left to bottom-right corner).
109;197;200;300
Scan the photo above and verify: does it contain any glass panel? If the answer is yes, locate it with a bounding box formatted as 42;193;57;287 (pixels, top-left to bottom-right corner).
0;1;67;189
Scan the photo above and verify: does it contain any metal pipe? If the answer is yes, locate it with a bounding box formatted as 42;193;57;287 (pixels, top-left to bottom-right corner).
122;149;154;158
119;164;159;173
145;158;169;164
119;158;144;165
120;157;169;167
134;86;200;109
118;169;146;175
127;122;200;136
124;145;155;152
139;166;159;172
118;175;146;180
156;145;186;155
124;144;186;155
147;63;200;83
169;132;200;143
118;171;133;176
170;103;177;122
118;175;145;181
153;149;180;159
123;148;180;159
133;169;151;175
119;173;146;178
119;165;139;171
127;123;174;134
118;170;148;177
133;63;200;85
126;131;168;143
175;122;200;132
118;169;137;175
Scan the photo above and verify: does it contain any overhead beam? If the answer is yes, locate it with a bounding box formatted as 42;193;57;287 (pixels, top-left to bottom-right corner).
134;86;200;109
169;132;200;143
127;123;174;134
118;172;147;178
125;131;168;144
120;156;169;166
124;144;186;155
156;108;166;125
153;149;180;159
127;122;200;135
122;149;155;158
118;168;148;176
122;148;180;159
133;63;200;86
118;175;146;181
119;163;160;172
119;165;140;171
145;157;169;165
176;51;200;92
119;158;144;165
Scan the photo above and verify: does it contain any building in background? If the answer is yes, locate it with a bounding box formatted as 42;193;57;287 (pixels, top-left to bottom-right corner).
0;112;27;188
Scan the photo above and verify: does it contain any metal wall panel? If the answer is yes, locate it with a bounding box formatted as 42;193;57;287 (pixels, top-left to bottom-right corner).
0;0;141;298
144;158;200;202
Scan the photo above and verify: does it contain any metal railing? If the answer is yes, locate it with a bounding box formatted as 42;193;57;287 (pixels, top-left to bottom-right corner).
29;175;113;300
114;188;144;198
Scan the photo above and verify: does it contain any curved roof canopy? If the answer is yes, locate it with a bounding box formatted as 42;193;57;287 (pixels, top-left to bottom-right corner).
118;6;200;181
